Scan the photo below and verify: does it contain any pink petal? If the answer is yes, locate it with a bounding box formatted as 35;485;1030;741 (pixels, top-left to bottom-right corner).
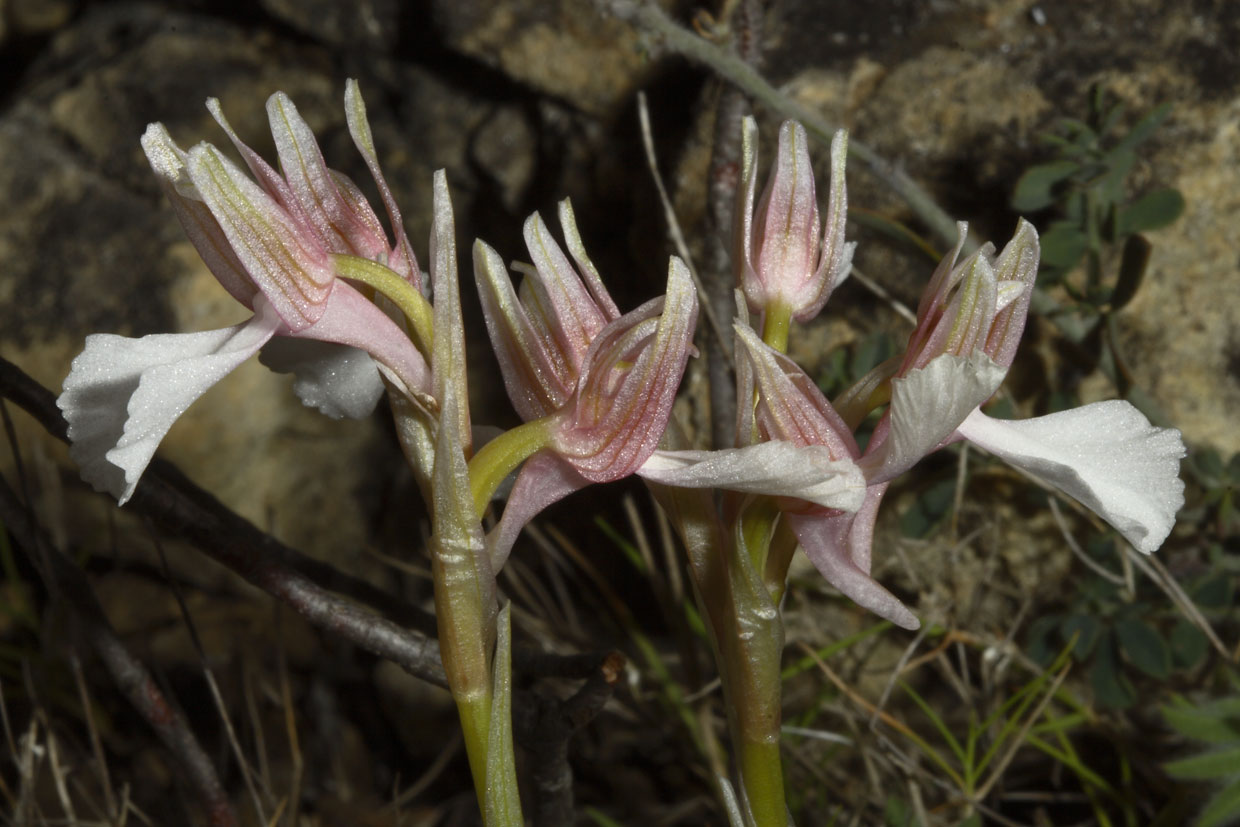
266;92;387;259
555;257;698;481
486;452;590;570
186;143;334;331
474;238;571;420
291;281;431;402
344;79;421;288
140;124;257;308
788;496;918;630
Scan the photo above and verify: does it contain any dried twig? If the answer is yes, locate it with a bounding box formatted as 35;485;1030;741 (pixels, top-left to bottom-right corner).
514;652;625;827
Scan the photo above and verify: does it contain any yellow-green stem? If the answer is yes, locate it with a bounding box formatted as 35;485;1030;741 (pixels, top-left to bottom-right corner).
467;418;553;519
762;302;793;353
739;496;780;575
331;253;434;353
740;735;787;827
456;692;494;811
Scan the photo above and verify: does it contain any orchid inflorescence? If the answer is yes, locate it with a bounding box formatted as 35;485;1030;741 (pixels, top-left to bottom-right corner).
58;83;1185;826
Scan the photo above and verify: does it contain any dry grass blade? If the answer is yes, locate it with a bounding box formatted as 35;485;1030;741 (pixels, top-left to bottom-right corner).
150;526;269;824
1123;544;1230;660
71;654;117;821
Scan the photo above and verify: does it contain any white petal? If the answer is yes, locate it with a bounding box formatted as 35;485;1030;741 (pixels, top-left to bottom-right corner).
258;339;383;419
957;403;1186;554
639;442;867;512
861;352;1006;483
57;304;281;504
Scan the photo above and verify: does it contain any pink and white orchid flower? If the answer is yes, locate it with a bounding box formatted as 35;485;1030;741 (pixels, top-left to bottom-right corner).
735;117;855;323
58;82;430;504
861;222;1185;557
473;205;698;567
643;220;1185;630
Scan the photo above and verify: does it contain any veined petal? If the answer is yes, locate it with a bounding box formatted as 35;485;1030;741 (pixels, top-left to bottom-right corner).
344;79;421;288
555;257;698;481
639;442;866;512
57;301;282;505
558;199;620;321
750;120;820;312
141;124;257;307
187;143;334;330
861;352;1006;484
788;502;919;630
486;452;589;570
266;92;387;259
474;238;570;420
798;128;855;321
984;219;1039;368
734;324;858;459
205;98;304;219
956;402;1186;553
258;338;383;419
522;211;610;370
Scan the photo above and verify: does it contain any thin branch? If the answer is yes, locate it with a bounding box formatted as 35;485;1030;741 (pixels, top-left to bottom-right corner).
597;0;963;250
0;355;449;689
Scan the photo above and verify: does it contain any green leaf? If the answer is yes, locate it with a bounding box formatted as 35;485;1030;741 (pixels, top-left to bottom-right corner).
1164;744;1240;780
1163;697;1240;744
1092;149;1136;208
1061;614;1102;660
1090;633;1136;708
851;332;897;379
1118;188;1185;234
1115;617;1172;678
1026;614;1064;667
484;601;523;825
1193;575;1234;611
1113;102;1172;155
1011;160;1080;211
1110;233;1151;311
1039;222;1089;271
1199;777;1240;827
1170;620;1209;671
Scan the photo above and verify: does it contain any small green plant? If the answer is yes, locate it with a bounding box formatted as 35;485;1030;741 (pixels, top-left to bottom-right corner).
1163;686;1240;827
1011;87;1184;313
1185;448;1240;539
1026;538;1226;708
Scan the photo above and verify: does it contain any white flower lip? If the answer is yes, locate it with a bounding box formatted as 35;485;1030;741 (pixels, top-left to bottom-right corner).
957;402;1186;554
640;442;866;513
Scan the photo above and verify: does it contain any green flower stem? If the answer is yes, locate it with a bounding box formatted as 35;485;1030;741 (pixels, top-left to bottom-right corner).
457;692;494;809
467;418;553;519
739;733;786;827
762;303;793;354
725;527;787;827
331;253;435;353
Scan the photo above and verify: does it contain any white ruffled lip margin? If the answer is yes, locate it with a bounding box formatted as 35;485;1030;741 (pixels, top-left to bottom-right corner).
957;402;1186;554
